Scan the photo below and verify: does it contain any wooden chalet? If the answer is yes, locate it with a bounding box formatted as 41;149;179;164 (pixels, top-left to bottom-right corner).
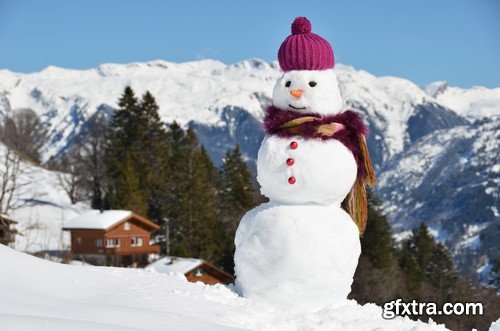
146;256;235;285
63;210;159;267
0;214;17;246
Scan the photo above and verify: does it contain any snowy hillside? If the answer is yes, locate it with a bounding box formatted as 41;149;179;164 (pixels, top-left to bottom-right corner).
0;144;89;252
0;244;449;330
0;59;498;277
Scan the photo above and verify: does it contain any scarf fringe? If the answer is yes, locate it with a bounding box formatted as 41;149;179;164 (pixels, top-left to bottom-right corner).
360;135;376;187
348;178;367;234
348;135;376;235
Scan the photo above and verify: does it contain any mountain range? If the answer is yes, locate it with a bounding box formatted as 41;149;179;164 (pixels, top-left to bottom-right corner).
0;59;498;281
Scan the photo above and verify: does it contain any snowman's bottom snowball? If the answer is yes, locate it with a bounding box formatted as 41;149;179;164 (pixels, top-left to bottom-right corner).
234;202;361;311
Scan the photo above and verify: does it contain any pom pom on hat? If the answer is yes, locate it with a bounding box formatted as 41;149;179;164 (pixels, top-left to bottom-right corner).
278;17;335;72
291;17;312;34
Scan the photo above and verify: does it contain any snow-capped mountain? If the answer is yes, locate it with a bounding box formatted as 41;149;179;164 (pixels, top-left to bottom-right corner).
378;117;499;275
0;59;278;161
0;59;498;278
0;59;469;165
426;81;500;120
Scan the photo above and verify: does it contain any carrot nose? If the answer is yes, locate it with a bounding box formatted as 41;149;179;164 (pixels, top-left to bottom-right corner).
290;89;303;98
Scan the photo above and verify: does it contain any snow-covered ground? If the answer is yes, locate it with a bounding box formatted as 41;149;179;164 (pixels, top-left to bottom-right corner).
0;244;450;330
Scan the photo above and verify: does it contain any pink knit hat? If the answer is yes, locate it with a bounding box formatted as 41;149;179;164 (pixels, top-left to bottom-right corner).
278;17;334;72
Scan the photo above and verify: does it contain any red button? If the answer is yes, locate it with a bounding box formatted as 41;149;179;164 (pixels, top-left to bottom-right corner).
290;141;298;149
286;158;294;166
288;176;296;185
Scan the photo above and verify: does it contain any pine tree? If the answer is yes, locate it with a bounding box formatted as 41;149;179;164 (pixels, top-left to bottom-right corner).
219;145;255;226
105;86;142;209
199;146;219;185
114;152;147;215
218;145;256;273
350;191;403;304
399;223;435;296
399;222;458;301
137;91;170;222
161;124;226;262
164;123;196;255
187;147;226;262
428;242;457;302
398;241;422;296
111;86;143;147
360;192;396;270
105;87;170;221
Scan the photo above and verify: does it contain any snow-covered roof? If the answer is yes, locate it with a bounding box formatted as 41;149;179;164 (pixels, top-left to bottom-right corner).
146;256;203;275
63;210;132;230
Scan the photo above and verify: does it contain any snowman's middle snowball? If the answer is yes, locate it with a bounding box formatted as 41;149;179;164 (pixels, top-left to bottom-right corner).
257;135;357;206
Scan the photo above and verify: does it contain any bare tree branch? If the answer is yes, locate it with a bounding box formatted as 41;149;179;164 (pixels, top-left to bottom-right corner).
56;151;84;205
18;211;42;252
0;145;25;216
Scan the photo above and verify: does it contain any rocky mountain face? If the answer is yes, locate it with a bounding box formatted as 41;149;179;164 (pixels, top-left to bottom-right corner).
0;59;498;280
378;117;499;275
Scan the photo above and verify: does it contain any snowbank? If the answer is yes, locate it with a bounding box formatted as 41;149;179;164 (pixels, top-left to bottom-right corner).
0;245;450;330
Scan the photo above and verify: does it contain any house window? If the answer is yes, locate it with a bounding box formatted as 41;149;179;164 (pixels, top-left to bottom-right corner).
96;238;103;247
124;221;131;230
131;237;143;247
76;237;82;246
106;238;120;248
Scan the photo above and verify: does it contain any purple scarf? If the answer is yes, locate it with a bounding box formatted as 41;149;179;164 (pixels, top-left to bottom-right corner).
263;105;370;180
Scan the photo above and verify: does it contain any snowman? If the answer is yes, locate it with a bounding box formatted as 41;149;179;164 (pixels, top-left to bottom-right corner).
234;17;375;310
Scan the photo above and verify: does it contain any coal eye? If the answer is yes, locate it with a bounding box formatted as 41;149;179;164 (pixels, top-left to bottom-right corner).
285;81;291;87
309;81;317;87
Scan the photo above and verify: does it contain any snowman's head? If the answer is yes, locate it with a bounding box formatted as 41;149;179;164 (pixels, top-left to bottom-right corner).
272;69;343;115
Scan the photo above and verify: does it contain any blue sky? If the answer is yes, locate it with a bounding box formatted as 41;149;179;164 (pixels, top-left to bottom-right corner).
0;0;499;88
